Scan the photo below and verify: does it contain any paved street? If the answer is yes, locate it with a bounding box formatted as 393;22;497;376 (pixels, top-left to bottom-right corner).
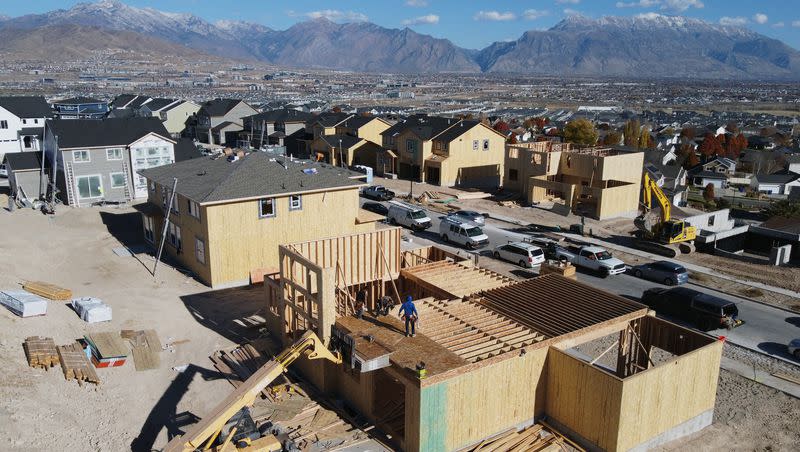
362;197;800;363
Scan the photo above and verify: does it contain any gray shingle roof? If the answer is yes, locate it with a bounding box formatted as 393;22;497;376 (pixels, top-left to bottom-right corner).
53;97;105;105
0;96;51;118
433;119;482;143
138;152;365;204
198;98;247;118
143;98;177;111
754;173;799;184
47;117;172;149
3;151;42;170
381;114;457;140
244;108;314;123
319;134;363;149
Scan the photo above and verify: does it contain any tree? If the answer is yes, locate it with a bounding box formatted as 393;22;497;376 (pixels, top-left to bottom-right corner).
493;121;510;133
703;183;716;203
507;133;518;144
765;200;800;219
679;143;699;169
698;133;723;159
725;122;739;134
623;119;641;147
563;119;598;146
602;130;622;146
331;106;342;113
679;127;696;141
638;126;653;149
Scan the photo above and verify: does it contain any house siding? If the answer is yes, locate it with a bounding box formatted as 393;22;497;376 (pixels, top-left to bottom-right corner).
65;147;131;204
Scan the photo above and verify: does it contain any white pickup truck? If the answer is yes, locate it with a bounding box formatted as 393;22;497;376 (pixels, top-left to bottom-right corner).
553;244;626;277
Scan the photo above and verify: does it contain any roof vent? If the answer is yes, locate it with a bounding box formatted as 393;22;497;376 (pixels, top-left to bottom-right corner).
197;170;207;176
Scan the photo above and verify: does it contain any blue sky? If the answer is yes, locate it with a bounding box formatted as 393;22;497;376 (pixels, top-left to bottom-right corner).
4;0;800;50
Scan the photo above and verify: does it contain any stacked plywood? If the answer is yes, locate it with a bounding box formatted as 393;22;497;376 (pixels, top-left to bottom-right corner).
85;332;128;368
57;342;100;386
466;423;565;452
22;281;72;300
23;336;58;369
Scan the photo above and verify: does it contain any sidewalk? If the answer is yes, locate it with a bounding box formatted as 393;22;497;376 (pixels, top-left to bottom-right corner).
721;356;800;399
557;232;800;302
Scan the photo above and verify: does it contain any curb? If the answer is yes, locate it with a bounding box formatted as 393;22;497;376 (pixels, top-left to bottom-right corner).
689;280;799;315
724;337;800;369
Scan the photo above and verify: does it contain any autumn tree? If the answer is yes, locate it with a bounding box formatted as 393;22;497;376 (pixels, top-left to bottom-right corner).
623;119;641;147
698;133;723;159
493;121;510;133
638;126;653;149
331;106;342;113
507;133;518;144
602;130;622;146
679;143;699;169
679;127;696;141
725;122;739;134
703;183;716;203
563;118;598;146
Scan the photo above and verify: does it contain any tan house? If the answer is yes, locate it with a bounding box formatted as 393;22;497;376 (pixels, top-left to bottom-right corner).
308;116;390;167
379;115;506;187
137;152;380;288
137;99;200;138
504;142;644;220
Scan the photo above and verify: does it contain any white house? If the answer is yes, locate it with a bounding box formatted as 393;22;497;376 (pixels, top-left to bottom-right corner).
750;173;800;195
0;96;52;161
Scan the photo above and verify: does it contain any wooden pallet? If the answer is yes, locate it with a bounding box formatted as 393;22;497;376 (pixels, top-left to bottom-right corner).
23;336;58;369
57;342;100;386
122;329;161;371
22;281;72;300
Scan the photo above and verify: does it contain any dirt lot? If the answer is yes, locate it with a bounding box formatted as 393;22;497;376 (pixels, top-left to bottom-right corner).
0;205;267;451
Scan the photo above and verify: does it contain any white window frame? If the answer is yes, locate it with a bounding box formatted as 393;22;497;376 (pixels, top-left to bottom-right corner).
73;150;90;163
168;223;182;250
110;172;126;188
472;140;479;151
195;237;206;265
259;198;276;218
289;195;302;211
106;148;123;161
143;216;154;243
0;120;7;129
75;174;103;199
483;139;490;151
188;199;201;220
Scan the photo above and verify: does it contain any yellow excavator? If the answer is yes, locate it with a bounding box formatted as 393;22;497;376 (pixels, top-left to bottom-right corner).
163;331;342;452
633;173;697;257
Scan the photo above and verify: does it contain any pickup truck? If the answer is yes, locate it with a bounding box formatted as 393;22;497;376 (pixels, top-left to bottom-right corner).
361;185;395;201
553;244;626;277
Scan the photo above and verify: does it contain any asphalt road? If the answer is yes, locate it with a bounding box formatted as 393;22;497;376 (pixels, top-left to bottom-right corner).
360;197;800;363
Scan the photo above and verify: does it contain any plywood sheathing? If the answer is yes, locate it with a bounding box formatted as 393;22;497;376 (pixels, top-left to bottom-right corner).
475;274;648;340
415;299;546;363
401;261;514;299
336;314;468;378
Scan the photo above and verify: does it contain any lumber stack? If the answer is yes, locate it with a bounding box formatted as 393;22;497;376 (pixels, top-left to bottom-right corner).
469;424;565;452
23;336;58;369
22;281;72;300
210;342;272;398
57;342;100;386
122;329;161;371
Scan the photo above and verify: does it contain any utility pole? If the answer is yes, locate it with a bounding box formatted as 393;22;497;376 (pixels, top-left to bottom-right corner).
153;177;178;278
338;139;344;167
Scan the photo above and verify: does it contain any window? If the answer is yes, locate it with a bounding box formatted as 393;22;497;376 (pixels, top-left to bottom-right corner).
168;223;182;250
73;150;90;163
106;148;123;160
143;216;154;243
76;175;102;199
34;119;38;124
509;169;518;182
405;139;417;155
259;198;275;218
195;237;206;264
708;215;715;227
22;119;26;125
289;195;302;211
110;172;126;188
188;200;201;220
0;120;7;129
483;139;490;151
472;140;479;150
171;194;180;215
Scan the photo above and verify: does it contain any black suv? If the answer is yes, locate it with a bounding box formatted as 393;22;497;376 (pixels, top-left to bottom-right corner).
641;287;740;331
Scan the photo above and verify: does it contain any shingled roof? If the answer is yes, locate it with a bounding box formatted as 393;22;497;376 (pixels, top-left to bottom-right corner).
46;117;172;149
198;98;248;117
138;152;365;204
381;114;458;140
0;96;51;118
244;108;314;123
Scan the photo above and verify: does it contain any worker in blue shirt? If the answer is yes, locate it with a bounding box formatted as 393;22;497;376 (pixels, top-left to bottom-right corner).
398;295;418;337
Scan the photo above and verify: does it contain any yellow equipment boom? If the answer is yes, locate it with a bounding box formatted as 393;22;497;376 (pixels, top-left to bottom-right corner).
637;173;697;246
163;331;342;452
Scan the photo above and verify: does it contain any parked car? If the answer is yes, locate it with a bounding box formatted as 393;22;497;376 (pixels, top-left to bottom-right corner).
788;339;800;359
449;210;485;225
0;163;7;178
493;242;545;268
387;201;431;231
631;261;688;286
439;217;489;249
553;245;626;277
640;287;741;331
361;202;388;216
361;185;395;200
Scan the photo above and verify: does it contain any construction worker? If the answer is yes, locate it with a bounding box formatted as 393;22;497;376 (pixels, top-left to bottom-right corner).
398;295;418;337
355;289;367;319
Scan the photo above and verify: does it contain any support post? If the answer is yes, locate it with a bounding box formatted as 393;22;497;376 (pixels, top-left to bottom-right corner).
153;177;178;277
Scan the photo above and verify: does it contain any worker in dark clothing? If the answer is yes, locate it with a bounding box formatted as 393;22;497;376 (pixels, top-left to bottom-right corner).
398;295;418;337
375;296;394;316
355;289;367;319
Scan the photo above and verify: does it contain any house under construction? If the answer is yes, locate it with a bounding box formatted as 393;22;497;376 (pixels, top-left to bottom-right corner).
263;227;723;452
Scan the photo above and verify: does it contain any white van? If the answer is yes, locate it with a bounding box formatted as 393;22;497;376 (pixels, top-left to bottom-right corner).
439;217;489;249
387;201;432;231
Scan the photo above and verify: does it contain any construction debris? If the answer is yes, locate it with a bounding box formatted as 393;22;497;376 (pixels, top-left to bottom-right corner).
464;423;566;452
71;297;112;323
539;260;577;279
57;341;100;386
122;330;162;371
22;281;72;301
0;290;47;317
23;336;59;369
210;341;273;399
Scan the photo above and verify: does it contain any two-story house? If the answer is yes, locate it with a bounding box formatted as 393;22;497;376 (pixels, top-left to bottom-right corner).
193;98;257;146
309;115;391;167
0;96;52;160
52;97;109;119
43;117;176;206
379;115;506;187
135;98;200;138
137;153;379;288
241;108;314;148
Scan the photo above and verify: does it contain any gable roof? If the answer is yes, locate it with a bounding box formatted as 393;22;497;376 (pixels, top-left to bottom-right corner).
0;96;51;118
47;117;173;149
3;151;42;171
433;119;489;143
138;152;365;204
142;98;177;112
53;97;105;105
312;112;352;128
381;114;458;141
319;134;363;149
198;98;249;118
691;170;728;180
754;173;800;184
110;94;137;109
244;108;315;124
173;138;203;162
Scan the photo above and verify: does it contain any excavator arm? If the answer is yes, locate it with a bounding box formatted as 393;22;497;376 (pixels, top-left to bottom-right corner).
641;172;672;223
163;331;342;452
